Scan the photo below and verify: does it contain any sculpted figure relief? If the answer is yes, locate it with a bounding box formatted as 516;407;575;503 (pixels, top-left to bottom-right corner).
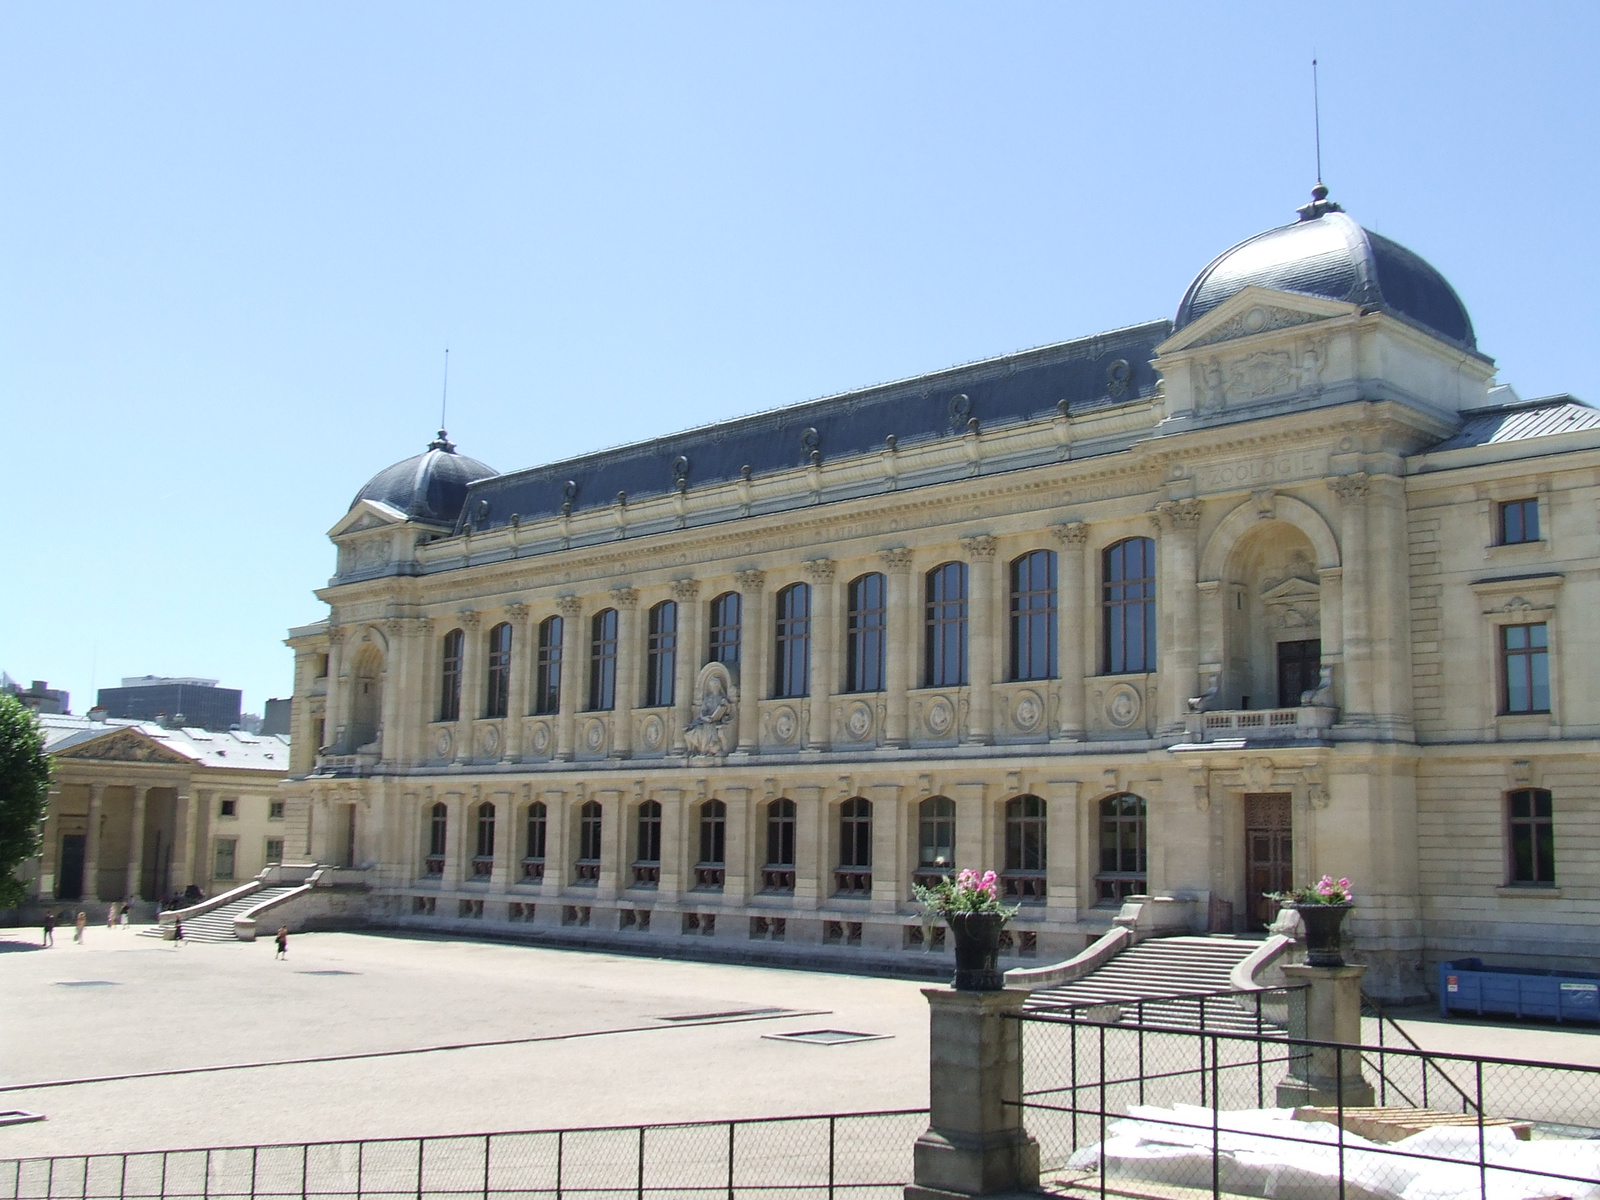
683;662;738;758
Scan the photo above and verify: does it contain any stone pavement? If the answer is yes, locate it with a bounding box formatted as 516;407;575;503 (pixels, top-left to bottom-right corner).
4;928;1598;1164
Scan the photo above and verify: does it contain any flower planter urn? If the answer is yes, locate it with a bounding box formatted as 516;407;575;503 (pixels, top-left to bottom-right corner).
947;911;1006;991
1291;902;1353;968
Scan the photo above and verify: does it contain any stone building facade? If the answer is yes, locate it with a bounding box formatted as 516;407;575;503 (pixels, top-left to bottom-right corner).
282;189;1600;999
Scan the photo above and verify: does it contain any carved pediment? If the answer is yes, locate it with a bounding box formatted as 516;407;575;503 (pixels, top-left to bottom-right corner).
327;499;406;541
1261;575;1320;604
1155;286;1357;356
55;729;195;766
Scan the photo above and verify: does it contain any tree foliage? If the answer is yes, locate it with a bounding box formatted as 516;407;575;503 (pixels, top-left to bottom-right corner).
0;693;51;908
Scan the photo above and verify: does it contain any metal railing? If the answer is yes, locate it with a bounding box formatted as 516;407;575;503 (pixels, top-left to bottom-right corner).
1;1111;929;1200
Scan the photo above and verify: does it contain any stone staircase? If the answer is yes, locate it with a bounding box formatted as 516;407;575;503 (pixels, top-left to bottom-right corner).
1025;935;1283;1034
138;886;303;943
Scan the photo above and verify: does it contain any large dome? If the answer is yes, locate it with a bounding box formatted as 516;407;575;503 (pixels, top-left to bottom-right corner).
1175;187;1476;352
350;431;497;525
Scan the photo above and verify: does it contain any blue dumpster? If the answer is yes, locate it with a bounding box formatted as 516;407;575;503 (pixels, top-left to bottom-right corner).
1439;958;1600;1023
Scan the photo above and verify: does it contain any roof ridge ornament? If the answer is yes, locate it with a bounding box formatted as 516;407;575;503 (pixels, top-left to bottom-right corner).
1296;182;1344;222
427;428;456;453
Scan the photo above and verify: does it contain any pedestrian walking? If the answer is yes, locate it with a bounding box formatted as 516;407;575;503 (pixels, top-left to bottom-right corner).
42;911;56;947
120;902;130;927
73;911;87;944
106;903;118;930
173;917;184;947
274;926;288;960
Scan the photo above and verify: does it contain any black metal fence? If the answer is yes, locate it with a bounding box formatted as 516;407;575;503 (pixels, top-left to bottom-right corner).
0;1111;929;1200
1013;1008;1600;1200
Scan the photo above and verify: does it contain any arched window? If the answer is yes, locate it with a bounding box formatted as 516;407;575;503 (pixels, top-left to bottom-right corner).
1103;537;1156;674
439;629;464;722
916;796;956;886
925;562;969;688
1095;793;1146;904
589;609;618;711
697;800;726;886
836;798;872;896
535;616;563;715
633;800;662;886
1009;550;1057;681
523;802;547;881
846;573;887;693
1507;789;1555;886
646;601;678;708
424;801;447;876
763;798;796;892
1003;795;1047;901
709;592;741;668
472;802;495;878
774;583;811;698
576;800;602;881
486;622;513;718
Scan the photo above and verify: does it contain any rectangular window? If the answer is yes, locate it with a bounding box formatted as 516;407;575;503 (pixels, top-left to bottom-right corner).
214;839;237;881
924;562;969;688
646;602;678;708
269;800;285;820
265;838;285;865
589;609;618;711
846;573;887;693
485;623;513;718
774;584;810;698
1103;537;1156;674
1508;789;1555;885
535;616;563;714
1009;550;1058;681
1276;639;1322;708
439;629;464;722
1500;498;1540;545
1501;623;1550;714
709;592;741;668
219;798;237;818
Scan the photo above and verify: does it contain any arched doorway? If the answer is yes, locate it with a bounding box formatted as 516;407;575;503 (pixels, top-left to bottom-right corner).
348;642;385;751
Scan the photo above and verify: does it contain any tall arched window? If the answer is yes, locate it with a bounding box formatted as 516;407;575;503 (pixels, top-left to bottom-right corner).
646;601;678;708
424;801;447;876
1095;793;1147;904
709;592;741;668
633;800;662;886
472;802;495;878
836;798;872;895
576;800;602;881
523;801;547;880
846;573;887;693
916;796;956;885
535;616;563;715
1003;795;1047;901
589;609;618;711
774;583;811;698
1009;550;1057;681
1103;537;1156;674
763;798;796;892
696;799;726;888
925;562;969;688
486;622;513;718
439;629;464;722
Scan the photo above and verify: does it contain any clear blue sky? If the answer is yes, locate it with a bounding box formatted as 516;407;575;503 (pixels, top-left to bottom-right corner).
4;3;1597;717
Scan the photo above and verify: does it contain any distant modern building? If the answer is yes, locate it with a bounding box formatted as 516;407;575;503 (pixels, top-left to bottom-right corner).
261;698;292;738
1;674;70;715
98;676;243;732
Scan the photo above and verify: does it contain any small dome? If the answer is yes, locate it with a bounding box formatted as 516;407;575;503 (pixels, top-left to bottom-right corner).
350;431;497;525
1175;187;1476;352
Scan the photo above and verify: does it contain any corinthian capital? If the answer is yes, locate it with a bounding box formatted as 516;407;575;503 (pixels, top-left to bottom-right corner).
506;602;531;623
611;586;639;610
1328;473;1369;504
555;595;582;619
1051;521;1089;547
734;569;766;593
458;609;482;630
802;558;837;582
961;535;998;561
671;578;701;601
1152;499;1203;532
878;548;913;573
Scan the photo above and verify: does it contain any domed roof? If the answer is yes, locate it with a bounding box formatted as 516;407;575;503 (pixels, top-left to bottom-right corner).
350;431;497;525
1175;186;1476;352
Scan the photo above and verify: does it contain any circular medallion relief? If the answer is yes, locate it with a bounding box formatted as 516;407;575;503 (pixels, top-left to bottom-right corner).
584;719;606;751
480;725;500;757
846;701;873;741
530;722;551;754
641;715;665;750
435;729;453;759
926;697;955;736
1242;306;1268;334
1105;684;1142;729
1013;690;1043;732
772;706;798;744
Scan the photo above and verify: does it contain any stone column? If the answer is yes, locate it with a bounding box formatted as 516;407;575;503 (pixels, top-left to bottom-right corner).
125;785;150;901
1052;523;1088;740
880;549;914;746
491;791;514;890
906;988;1039;1200
1154;499;1202;733
503;603;532;762
174;790;198;892
962;536;998;743
1329;475;1372;724
556;597;583;760
82;783;105;903
735;570;766;753
324;625;347;752
804;559;837;750
379;620;405;764
671;580;701;752
1366;474;1413;733
442;792;465;890
454;611;482;762
1275;962;1376;1107
611;587;639;757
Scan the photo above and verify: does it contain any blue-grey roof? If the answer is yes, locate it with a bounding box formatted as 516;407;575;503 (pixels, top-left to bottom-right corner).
1427;396;1600;453
1175;204;1478;354
352;433;498;526
454;321;1170;534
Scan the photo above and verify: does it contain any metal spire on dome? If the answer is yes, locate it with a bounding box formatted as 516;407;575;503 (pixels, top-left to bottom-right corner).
428;348;457;452
1297;60;1344;221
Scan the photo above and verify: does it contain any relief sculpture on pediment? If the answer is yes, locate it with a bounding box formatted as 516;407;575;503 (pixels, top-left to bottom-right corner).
59;730;190;765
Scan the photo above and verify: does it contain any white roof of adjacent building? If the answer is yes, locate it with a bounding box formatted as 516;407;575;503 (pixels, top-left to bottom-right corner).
38;713;290;771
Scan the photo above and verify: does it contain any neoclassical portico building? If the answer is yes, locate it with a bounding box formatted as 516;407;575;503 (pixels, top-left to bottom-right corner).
284;188;1600;998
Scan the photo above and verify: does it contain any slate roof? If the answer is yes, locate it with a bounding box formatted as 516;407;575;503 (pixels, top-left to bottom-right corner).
1426;396;1600;453
453;320;1170;534
351;433;497;527
39;714;290;771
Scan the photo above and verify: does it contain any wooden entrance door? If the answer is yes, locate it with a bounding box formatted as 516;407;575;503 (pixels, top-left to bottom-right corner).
1245;794;1292;930
58;834;86;900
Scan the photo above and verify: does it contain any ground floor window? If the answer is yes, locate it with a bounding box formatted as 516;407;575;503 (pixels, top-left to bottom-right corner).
1095;793;1145;904
265;838;284;865
214;838;237;881
1507;788;1555;886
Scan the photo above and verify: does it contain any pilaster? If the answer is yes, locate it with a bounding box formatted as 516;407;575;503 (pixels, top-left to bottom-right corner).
1051;523;1088;740
1329;474;1372;724
962;536;997;743
82;783;104;903
735;570;766;753
612;587;639;757
880;549;914;746
555;597;583;760
125;785;150;901
804;559;837;750
504;603;532;761
671;580;701;752
1153;499;1202;733
454;611;482;763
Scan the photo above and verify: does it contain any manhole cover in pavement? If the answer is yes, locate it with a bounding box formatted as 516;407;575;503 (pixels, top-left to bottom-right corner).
53;980;118;987
762;1029;890;1046
296;970;360;976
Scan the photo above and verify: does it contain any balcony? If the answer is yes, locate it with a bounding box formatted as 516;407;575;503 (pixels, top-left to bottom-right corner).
317;749;380;777
521;858;545;882
422;856;444;878
1184;704;1337;743
470;857;493;880
834;869;872;897
694;864;725;890
632;863;660;888
761;866;796;893
574;860;601;884
1001;871;1046;903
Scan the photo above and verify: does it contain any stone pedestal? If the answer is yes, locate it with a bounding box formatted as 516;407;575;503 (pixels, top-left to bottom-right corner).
1275;963;1376;1108
905;987;1039;1200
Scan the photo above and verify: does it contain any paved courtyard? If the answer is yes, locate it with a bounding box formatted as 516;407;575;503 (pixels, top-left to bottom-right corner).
4;928;1600;1164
